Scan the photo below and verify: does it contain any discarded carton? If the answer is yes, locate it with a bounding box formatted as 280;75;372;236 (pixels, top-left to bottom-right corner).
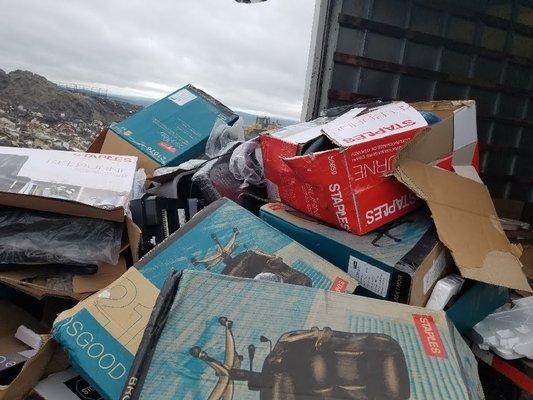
53;198;357;399
134;198;357;291
0;146;137;222
393;101;530;292
123;270;484;400
29;369;103;400
0;301;56;400
260;202;451;306
261;101;477;235
445;282;508;335
0;257;127;301
88;85;239;173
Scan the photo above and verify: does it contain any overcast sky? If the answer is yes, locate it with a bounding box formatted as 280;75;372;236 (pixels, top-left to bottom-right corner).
0;0;316;120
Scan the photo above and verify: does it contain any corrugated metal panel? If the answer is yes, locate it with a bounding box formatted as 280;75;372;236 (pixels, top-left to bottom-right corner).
303;0;533;203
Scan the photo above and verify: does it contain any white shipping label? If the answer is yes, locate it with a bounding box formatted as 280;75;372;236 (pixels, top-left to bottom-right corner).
423;250;448;294
348;255;390;298
169;89;197;106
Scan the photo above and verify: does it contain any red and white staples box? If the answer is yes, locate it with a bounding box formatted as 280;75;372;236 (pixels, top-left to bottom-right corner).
261;101;479;235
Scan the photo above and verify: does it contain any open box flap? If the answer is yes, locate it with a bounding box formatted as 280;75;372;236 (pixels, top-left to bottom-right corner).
394;128;531;292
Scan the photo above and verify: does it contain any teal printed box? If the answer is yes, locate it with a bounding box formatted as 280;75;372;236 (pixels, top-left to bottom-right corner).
126;270;485;400
53;199;357;399
260;203;451;306
93;85;238;172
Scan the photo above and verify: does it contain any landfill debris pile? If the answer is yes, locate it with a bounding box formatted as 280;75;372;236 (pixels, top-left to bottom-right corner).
0;70;141;151
0;85;532;400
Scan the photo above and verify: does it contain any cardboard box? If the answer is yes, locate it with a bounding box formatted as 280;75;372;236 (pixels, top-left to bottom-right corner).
0;146;137;222
260;202;451;306
28;369;103;400
88;85;239;173
121;270;484;400
446;282;508;334
53;198;357;399
0;300;56;400
0;146;142;263
261;101;477;235
393;101;530;292
0;258;128;301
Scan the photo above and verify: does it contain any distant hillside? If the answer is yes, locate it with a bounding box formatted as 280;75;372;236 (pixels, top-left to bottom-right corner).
108;94;297;127
0;70;140;150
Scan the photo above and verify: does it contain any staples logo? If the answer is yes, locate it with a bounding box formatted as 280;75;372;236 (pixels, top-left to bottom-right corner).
158;141;176;153
329;183;350;231
413;314;447;358
365;193;417;225
331;277;348;292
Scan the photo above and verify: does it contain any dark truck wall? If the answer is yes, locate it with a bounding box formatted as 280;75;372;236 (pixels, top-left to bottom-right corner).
302;0;532;208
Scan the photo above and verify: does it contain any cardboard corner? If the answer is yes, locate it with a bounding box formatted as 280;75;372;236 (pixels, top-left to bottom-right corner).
394;131;530;292
72;257;127;294
99;129;160;174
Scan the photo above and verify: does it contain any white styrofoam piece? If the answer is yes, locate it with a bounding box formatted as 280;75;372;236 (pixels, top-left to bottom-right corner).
453;103;477;151
15;325;42;350
471;296;533;360
425;274;465;310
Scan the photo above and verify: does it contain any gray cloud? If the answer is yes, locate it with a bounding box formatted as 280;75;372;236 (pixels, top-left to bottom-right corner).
0;0;316;119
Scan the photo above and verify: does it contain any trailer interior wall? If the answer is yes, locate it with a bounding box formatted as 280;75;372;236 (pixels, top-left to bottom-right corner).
303;0;533;211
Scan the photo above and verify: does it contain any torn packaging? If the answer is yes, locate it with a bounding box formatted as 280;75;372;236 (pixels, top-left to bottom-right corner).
53;198;357;399
123;270;484;400
0;301;55;400
393;101;530;292
88;85;239;173
261;102;432;235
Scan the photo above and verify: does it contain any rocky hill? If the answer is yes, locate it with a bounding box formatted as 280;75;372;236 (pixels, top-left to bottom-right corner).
0;69;141;151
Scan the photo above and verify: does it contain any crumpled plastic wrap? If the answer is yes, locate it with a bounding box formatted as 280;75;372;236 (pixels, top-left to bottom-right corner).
0;207;123;266
204;117;245;158
130;168;147;201
229;138;265;188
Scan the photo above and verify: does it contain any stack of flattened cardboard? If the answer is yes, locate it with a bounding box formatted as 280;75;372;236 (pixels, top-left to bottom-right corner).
0;147;139;398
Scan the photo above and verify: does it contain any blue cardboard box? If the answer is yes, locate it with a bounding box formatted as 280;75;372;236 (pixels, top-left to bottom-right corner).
123;270;484;400
53;199;357;399
92;85;238;172
260;203;452;306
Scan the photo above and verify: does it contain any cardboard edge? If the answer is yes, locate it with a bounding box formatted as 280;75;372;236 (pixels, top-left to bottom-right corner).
0;192;125;222
0;338;56;400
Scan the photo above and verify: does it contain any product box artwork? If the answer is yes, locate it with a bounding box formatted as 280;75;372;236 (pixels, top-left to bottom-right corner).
53;199;357;399
0;146;137;220
122;270;484;400
261;101;478;235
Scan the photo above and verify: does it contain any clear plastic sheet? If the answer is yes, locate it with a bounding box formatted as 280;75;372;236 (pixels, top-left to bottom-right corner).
229;138;265;188
204;117;245;158
0;207;123;266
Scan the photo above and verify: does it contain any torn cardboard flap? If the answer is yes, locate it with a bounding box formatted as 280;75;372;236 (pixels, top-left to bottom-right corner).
394;135;531;292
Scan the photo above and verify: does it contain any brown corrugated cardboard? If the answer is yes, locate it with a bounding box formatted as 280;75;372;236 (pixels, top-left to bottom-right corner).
72;257;127;294
0;257;127;301
0;301;55;400
394;101;531;292
88;128;160;174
